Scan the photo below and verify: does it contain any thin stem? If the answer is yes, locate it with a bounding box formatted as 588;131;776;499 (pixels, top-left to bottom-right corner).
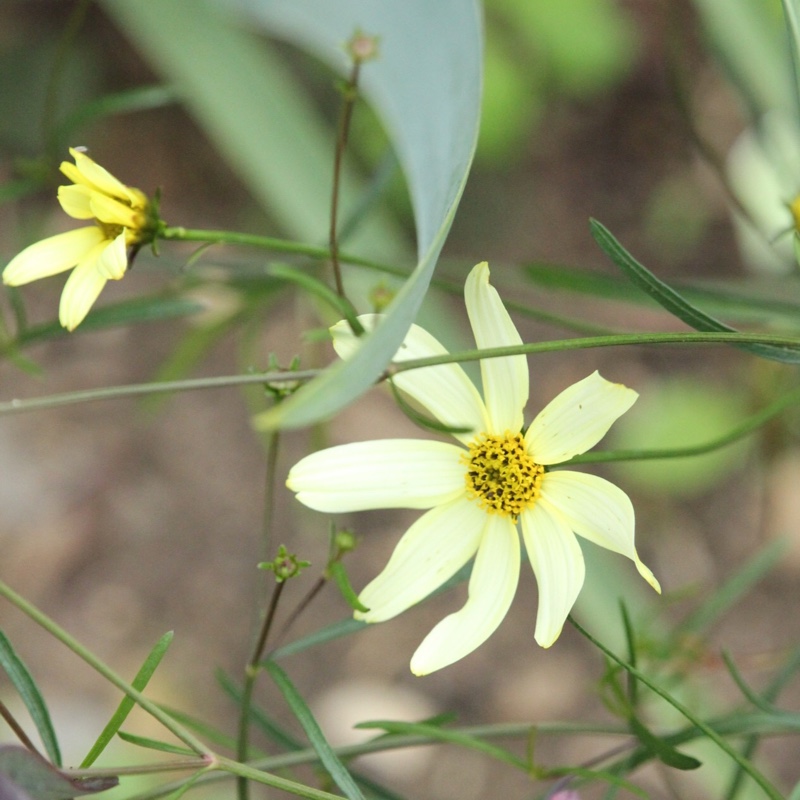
0;368;320;417
0;697;42;756
160;226;390;272
261;430;281;563
329;58;362;298
266;576;327;659
3;332;800;420
567;616;784;800
387;331;800;374
236;580;286;800
0;579;211;758
567;383;800;465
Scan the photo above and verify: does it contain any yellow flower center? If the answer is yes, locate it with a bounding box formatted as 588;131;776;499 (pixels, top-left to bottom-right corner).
463;432;544;519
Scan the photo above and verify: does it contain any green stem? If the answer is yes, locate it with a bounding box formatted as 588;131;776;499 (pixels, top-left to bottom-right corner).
567;383;800;465
0;368;319;416
160;226;389;272
236;580;286;800
0;579;212;758
388;331;800;375
567;616;785;800
3;332;800;420
329;57;362;298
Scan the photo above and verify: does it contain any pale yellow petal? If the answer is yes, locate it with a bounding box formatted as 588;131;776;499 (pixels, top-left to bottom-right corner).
539;471;661;592
356;496;486;622
520;503;585;647
525;371;638;464
331;316;488;444
3;227;105;286
410;514;519;675
287;439;466;512
464;262;528;434
57;185;95;219
89;193;141;229
68;148;133;201
58;246;111;330
94;231;128;280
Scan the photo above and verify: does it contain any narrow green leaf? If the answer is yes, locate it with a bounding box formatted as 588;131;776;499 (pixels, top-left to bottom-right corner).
0;631;61;766
569;616;785;800
81;631;174;768
216;672;407;800
270;618;367;660
116;731;195;757
628;715;702;771
619;601;638;708
356;720;528;771
525;262;800;327
590;218;800;363
328;562;369;613
266;263;364;335
266;661;365;800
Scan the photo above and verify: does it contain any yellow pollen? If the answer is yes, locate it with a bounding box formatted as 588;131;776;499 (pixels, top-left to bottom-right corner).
462;432;544;519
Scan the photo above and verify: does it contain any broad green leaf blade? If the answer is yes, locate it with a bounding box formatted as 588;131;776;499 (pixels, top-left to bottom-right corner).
230;0;483;429
0;632;61;767
81;631;174;768
590;218;800;363
266;661;365;800
99;0;407;254
0;746;117;799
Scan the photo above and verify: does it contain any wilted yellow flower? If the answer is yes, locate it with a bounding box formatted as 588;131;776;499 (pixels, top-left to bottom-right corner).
288;262;660;675
3;148;158;330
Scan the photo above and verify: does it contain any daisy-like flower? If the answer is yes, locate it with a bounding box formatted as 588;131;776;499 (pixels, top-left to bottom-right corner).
3;147;159;331
287;262;660;675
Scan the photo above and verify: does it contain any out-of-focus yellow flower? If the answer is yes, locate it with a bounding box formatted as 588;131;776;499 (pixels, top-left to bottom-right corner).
3;148;158;330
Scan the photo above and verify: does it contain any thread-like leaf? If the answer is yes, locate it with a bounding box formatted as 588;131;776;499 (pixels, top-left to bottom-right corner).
266;661;364;800
81;631;174;767
590;218;800;363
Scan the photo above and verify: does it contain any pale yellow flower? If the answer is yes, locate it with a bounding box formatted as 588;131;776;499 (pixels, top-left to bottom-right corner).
3;148;154;330
287;262;660;675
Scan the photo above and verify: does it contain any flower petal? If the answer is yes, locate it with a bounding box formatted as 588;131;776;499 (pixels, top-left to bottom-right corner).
287;439;466;512
539;471;661;592
57;185;95;219
357;496;486;622
3;227;105;286
65;148;135;203
331;316;488;444
89;193;141;229
464;262;528;434
520;503;585;647
525;371;638;464
94;231;128;280
58;243;113;330
410;513;520;675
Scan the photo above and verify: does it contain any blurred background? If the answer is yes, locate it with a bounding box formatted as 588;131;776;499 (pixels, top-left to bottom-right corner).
1;1;799;798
